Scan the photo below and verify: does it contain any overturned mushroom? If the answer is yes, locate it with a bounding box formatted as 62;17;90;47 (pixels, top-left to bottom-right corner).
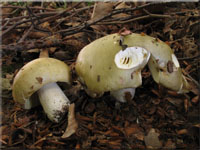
12;58;71;123
75;33;190;102
76;34;150;102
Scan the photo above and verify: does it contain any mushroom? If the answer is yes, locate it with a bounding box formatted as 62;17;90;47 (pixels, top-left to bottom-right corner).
12;58;71;123
75;34;151;102
75;33;190;102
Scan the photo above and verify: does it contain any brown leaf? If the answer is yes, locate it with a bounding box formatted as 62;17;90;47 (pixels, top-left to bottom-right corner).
114;2;131;18
28;32;50;39
124;124;144;141
54;50;71;60
2;7;13;14
62;103;78;138
193;124;200;128
27;49;40;53
90;2;114;31
91;2;114;21
1;135;9;144
183;37;199;57
40;22;50;29
177;129;188;135
144;128;162;149
167;90;179;96
191;96;199;103
166;97;183;107
63;32;89;51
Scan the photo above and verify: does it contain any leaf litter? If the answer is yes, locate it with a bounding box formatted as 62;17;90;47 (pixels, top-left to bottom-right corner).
1;1;200;149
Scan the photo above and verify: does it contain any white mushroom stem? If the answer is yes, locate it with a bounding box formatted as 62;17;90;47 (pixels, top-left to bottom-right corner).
37;82;70;123
110;88;136;103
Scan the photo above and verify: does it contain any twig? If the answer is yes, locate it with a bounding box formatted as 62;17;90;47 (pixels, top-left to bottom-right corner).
2;18;10;30
57;2;165;36
1;5;93;24
186;74;200;89
0;2;83;38
26;5;50;33
178;54;200;60
1;11;58;23
2;8;20;16
82;29;107;36
52;5;94;30
1;17;40;38
2;5;56;11
18;25;34;43
96;14;171;25
133;19;161;32
34;3;88;27
2;36;64;52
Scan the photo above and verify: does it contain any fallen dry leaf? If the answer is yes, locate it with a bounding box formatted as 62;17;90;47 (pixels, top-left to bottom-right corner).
62;103;78;138
1;2;199;149
191;95;199;103
91;2;114;22
90;2;114;31
27;49;40;53
114;2;131;18
177;129;188;135
125;124;142;136
124;124;145;141
144;128;162;149
28;32;50;39
193;124;200;128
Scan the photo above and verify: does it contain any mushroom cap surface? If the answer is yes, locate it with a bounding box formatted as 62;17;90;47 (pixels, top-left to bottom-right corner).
75;33;150;95
12;58;71;108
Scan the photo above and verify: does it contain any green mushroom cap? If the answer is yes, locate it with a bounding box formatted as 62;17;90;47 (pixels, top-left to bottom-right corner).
75;33;150;96
76;33;190;95
12;58;71;109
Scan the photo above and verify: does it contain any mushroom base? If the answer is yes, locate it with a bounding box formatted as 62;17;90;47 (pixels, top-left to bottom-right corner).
110;88;135;103
37;82;70;123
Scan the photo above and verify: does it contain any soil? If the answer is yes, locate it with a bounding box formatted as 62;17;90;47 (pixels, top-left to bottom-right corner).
1;2;200;149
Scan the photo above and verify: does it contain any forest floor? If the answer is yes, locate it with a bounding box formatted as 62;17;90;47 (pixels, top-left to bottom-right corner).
1;2;200;149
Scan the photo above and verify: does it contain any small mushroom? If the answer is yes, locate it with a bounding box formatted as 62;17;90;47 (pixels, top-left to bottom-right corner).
76;34;150;102
75;33;190;102
12;58;71;123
